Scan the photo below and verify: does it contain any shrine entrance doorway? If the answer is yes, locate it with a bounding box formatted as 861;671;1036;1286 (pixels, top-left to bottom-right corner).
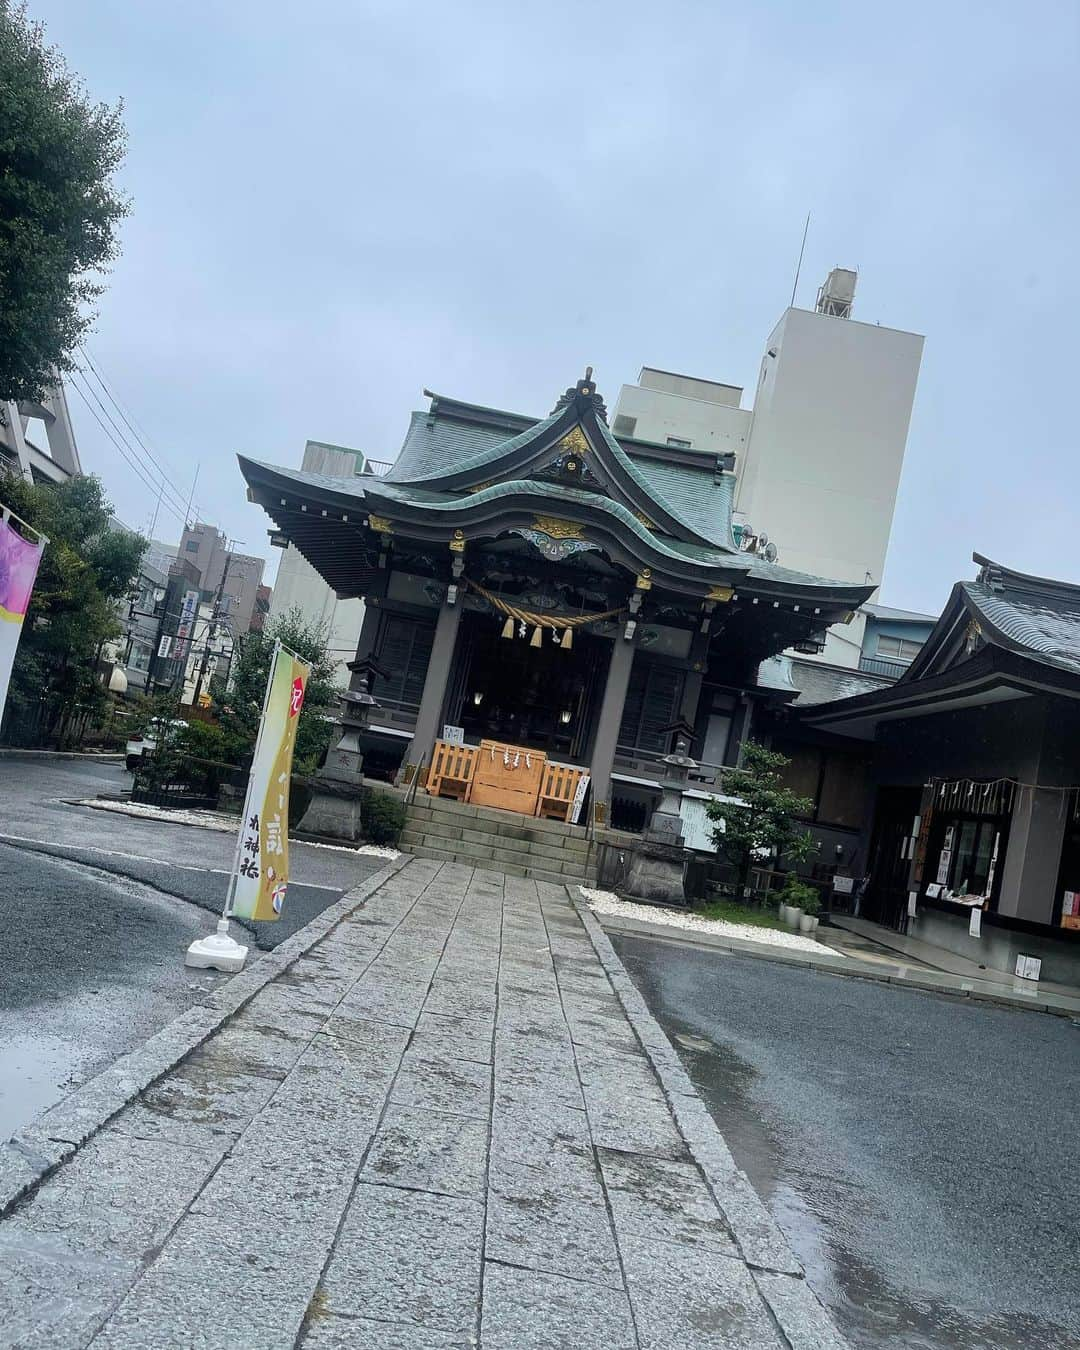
446;611;608;762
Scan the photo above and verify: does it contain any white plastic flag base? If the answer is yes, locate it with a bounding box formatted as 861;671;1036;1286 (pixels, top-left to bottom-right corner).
185;918;249;972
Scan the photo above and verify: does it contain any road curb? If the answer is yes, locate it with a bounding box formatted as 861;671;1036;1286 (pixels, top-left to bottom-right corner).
0;854;414;1219
0;749;124;762
595;909;1077;1019
571;891;850;1348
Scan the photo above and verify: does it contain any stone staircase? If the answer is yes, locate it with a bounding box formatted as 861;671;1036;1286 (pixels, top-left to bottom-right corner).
401;795;595;887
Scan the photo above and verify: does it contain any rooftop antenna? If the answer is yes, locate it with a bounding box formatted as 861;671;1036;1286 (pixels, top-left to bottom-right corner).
789;211;811;309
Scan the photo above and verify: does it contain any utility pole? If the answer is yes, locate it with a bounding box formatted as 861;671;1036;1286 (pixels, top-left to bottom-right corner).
191;540;240;708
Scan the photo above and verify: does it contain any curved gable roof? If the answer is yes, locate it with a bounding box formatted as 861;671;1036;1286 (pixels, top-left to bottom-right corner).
384;383;737;551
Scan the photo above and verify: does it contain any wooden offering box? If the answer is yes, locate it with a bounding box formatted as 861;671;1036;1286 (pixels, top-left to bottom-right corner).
469;740;546;814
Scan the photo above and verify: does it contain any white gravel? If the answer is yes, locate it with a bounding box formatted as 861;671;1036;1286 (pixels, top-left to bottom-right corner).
76;799;400;858
580;887;843;957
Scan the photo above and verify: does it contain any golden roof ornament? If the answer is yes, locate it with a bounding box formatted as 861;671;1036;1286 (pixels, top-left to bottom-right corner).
532;515;585;540
551;366;608;422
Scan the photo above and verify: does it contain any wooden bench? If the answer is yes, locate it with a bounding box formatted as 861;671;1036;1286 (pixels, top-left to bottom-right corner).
426;740;479;802
536;762;588;823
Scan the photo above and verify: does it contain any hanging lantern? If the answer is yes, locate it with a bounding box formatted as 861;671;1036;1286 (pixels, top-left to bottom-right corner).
560;627;573;650
530;625;543;648
501;616;515;639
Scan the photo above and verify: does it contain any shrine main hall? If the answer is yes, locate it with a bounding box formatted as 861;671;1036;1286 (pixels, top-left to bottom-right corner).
240;373;871;830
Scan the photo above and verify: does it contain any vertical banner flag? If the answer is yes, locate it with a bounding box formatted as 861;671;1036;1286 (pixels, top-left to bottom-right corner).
174;589;200;660
230;643;311;921
0;512;46;720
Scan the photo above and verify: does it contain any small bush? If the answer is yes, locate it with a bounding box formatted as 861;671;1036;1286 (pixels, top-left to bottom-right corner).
363;790;406;846
777;876;819;913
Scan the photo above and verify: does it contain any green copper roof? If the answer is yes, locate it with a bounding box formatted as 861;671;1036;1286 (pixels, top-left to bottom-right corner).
240;453;871;600
629;458;735;551
386;411;521;483
373;477;732;566
385;397;736;550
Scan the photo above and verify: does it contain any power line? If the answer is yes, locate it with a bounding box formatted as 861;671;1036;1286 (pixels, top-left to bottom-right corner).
69;364;195;525
77;346;203;525
66;373;193;533
69;368;194;523
68;371;191;526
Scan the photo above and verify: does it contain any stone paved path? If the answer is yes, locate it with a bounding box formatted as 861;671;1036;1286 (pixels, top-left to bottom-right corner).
0;860;843;1348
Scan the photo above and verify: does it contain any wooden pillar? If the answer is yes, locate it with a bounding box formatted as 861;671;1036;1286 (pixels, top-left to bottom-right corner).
409;597;463;774
679;630;710;747
729;694;755;765
346;602;382;692
997;786;1066;922
589;629;637;825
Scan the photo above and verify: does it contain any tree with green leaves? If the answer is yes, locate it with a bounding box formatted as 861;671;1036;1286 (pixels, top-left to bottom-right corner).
0;1;129;401
705;741;818;895
214;609;338;775
1;469;145;740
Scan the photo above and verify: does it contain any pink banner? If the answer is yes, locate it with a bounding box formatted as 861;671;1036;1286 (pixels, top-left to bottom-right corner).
0;515;42;620
0;512;45;720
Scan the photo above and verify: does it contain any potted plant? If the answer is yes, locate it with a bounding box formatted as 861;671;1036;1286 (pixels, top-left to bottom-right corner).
797;887;822;934
777;875;814;928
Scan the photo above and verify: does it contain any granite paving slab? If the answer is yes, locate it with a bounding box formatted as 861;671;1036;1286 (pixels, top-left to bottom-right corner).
319;1183;484;1334
0;860;845;1348
481;1262;638;1350
362;1104;488;1200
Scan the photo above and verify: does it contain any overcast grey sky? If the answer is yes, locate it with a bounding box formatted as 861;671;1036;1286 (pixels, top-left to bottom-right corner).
34;0;1080;613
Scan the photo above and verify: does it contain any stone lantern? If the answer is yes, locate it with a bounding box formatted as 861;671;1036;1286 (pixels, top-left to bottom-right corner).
618;718;697;906
297;656;386;841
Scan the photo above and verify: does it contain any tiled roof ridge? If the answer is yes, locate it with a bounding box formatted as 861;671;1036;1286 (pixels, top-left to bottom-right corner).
972;552;1080;606
962;580;1080;672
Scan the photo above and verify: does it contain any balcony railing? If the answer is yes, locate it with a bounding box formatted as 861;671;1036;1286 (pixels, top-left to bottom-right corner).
858;655;908;679
363;459;395;477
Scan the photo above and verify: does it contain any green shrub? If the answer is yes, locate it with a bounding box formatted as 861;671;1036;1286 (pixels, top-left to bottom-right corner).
363;790;406;846
777;876;819;913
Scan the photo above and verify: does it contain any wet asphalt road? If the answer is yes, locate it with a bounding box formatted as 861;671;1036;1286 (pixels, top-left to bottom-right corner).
0;845;232;1141
0;757;386;1141
611;931;1080;1350
0;758;385;948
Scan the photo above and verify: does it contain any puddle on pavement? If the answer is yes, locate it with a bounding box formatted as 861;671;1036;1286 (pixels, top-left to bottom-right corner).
669;1025;1076;1350
0;1031;82;1140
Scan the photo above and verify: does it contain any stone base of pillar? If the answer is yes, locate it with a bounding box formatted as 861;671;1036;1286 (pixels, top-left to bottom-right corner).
296;687;377;842
620;838;689;906
296;789;365;842
617;747;695;908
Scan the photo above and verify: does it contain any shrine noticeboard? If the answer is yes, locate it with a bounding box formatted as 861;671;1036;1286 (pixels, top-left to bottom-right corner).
470;740;546;814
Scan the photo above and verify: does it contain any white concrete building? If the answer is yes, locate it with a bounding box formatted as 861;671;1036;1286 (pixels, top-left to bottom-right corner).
180;603;234;707
0;381;81;485
268;441;369;687
612;269;924;667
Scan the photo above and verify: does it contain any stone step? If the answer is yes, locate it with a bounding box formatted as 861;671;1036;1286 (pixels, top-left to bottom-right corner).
404;841;589;889
399;830;589;879
408;821;589;861
407;795;588;839
401;818;589;864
